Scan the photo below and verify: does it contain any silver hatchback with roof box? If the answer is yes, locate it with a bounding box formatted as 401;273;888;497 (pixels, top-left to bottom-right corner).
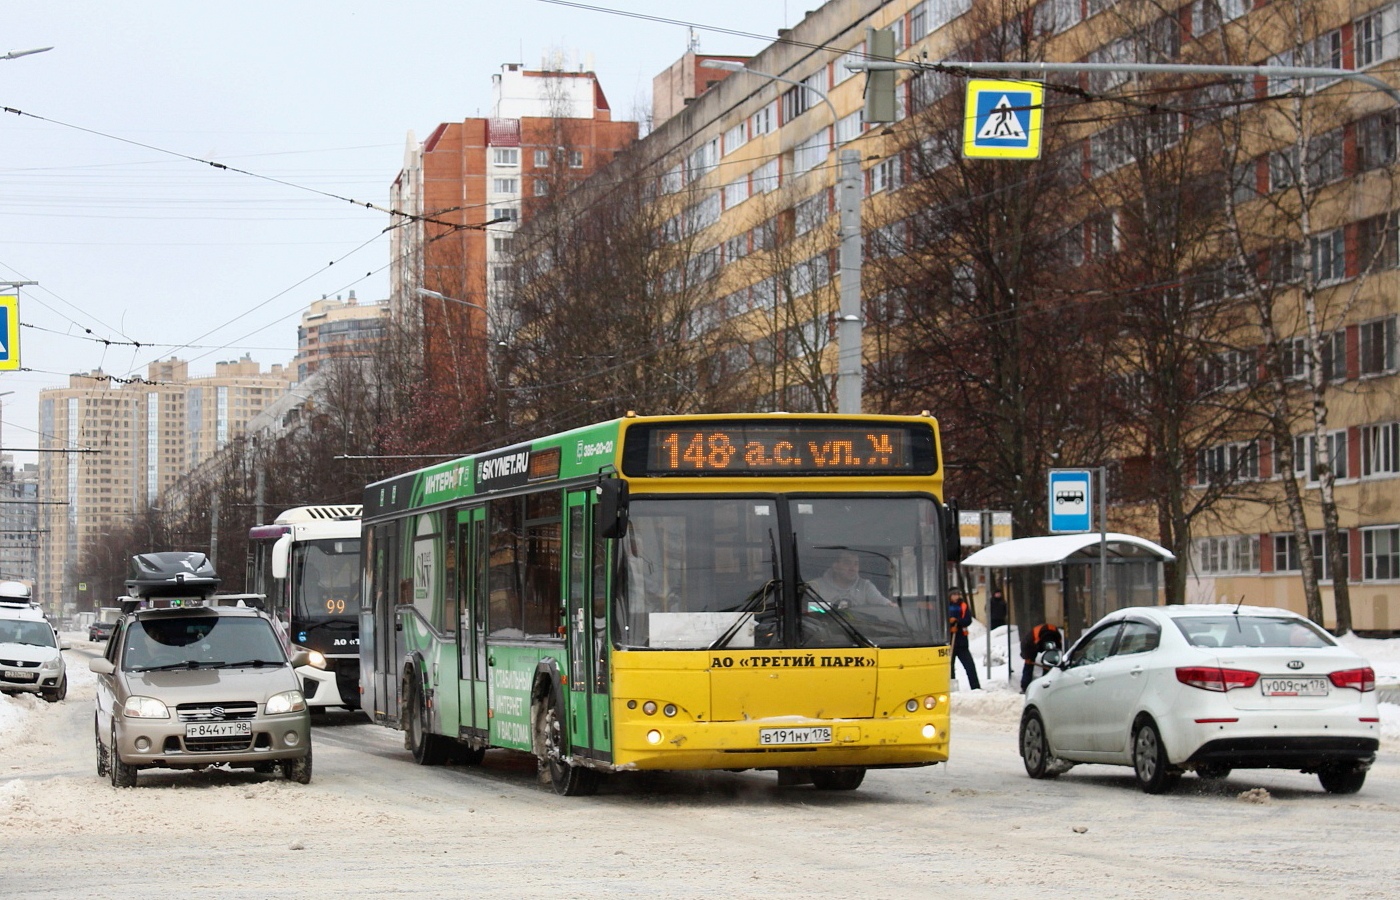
90;602;313;787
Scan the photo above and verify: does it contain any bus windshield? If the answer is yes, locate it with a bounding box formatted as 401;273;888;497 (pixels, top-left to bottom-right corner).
619;495;947;650
291;539;362;620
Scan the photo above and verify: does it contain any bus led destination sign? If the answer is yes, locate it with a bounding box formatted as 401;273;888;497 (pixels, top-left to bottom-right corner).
623;421;936;477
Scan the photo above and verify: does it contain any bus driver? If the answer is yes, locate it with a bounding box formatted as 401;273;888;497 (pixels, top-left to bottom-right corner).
809;550;895;609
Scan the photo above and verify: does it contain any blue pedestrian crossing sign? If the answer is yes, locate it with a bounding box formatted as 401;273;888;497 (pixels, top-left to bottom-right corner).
0;295;18;372
963;79;1044;160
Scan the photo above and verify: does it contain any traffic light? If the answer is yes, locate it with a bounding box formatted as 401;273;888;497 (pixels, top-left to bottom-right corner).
863;27;898;123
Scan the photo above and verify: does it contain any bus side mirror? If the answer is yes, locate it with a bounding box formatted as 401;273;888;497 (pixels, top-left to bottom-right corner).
596;479;629;539
943;499;961;561
271;534;292;580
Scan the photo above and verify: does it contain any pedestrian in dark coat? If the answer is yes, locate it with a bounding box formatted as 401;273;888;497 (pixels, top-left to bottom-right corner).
947;588;981;690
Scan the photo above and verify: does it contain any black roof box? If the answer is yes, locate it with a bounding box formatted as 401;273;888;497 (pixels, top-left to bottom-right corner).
125;551;221;599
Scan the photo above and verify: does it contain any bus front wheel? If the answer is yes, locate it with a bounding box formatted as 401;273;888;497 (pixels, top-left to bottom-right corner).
537;687;599;797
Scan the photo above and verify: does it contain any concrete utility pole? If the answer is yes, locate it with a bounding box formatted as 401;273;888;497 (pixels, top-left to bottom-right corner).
704;59;866;414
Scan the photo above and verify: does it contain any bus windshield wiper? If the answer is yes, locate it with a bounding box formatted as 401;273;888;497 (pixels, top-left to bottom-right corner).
799;583;875;648
711;579;779;650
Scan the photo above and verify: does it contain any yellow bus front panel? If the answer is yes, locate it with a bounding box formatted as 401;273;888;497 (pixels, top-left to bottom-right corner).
608;647;951;771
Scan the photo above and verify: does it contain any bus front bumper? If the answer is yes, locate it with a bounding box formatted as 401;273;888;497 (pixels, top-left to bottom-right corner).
609;715;950;771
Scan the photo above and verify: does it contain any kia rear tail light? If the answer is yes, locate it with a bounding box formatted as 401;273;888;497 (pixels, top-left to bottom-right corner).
1328;667;1375;692
1176;665;1260;692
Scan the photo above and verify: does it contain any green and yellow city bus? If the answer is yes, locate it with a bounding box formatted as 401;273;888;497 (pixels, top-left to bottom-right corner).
360;412;957;795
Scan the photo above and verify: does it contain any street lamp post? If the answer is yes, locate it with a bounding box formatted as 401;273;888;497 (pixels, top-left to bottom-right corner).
704;59;864;414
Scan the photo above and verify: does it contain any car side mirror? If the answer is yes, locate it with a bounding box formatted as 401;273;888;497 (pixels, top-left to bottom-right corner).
289;649;311;668
89;657;115;675
1041;649;1063;668
60;641;71;651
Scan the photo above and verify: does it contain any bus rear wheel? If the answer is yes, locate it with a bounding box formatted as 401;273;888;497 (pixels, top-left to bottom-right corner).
810;767;865;790
406;676;450;766
539;689;599;797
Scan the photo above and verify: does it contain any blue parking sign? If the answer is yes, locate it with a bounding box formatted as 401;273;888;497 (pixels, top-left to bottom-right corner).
1048;470;1092;533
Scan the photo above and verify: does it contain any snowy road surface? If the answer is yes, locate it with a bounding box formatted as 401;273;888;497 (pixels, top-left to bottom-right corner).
1;640;1396;899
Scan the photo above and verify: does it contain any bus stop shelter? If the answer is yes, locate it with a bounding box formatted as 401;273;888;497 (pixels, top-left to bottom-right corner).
961;533;1175;676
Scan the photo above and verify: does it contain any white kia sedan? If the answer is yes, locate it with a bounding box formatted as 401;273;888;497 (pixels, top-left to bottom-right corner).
1020;604;1380;794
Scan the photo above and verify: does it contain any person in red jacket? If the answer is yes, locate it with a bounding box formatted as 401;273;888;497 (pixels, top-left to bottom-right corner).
1020;622;1064;692
947;588;980;690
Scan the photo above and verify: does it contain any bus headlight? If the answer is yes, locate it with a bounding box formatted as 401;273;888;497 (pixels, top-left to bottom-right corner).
306;650;328;670
647;729;663;744
642;701;657;715
922;724;937;739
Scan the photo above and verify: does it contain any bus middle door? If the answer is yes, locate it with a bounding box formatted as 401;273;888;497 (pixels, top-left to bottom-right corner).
565;490;611;762
455;507;490;738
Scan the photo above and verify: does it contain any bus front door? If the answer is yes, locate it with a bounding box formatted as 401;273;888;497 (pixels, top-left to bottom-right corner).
456;507;490;739
565;490;611;762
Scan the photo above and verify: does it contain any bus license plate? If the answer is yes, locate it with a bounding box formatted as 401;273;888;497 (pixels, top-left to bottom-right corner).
3;669;36;682
186;721;252;738
759;726;832;746
1261;677;1329;697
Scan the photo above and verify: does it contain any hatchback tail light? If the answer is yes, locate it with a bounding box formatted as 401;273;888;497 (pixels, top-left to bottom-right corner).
1328;667;1375;692
1176;665;1260;692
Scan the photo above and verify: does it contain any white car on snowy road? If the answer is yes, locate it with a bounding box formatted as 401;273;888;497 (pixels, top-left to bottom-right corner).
1019;604;1380;794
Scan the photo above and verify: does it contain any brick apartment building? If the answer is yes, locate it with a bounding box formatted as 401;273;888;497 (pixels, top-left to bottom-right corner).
388;63;639;396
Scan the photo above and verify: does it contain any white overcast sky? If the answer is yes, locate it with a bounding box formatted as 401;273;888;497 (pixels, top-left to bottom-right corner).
0;0;795;467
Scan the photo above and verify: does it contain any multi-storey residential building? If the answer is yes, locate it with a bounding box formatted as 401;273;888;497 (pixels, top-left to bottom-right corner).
36;357;292;612
0;457;39;600
293;290;387;381
388;62;638;395
511;0;1400;631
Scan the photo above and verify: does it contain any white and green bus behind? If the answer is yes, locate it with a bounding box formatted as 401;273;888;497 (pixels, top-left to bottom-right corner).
360;413;956;795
